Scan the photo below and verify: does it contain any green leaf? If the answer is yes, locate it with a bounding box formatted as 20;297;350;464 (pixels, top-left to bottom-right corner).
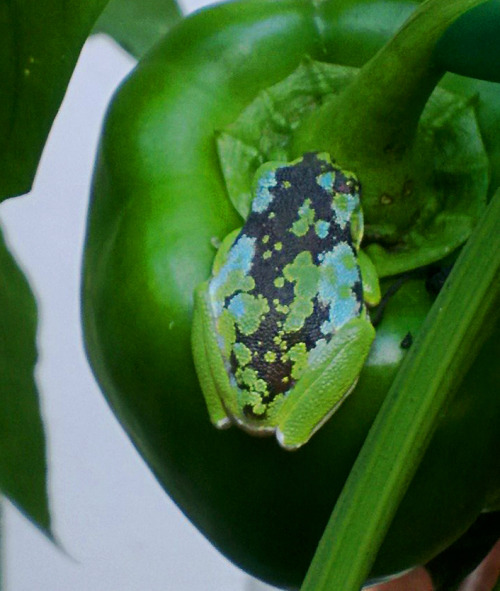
300;188;500;591
440;75;500;198
0;225;50;535
365;89;489;277
0;0;110;201
93;0;183;59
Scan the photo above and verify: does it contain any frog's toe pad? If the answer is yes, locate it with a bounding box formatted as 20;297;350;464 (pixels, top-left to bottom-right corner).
276;429;303;452
214;416;232;429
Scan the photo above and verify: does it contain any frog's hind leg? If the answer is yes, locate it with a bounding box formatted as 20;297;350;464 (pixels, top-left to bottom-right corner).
275;317;375;450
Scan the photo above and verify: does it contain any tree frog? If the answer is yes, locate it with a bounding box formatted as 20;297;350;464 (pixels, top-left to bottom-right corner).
192;152;380;450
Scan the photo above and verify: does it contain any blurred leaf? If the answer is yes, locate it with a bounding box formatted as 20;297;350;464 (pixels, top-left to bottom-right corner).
0;0;110;201
93;0;183;58
0;225;50;535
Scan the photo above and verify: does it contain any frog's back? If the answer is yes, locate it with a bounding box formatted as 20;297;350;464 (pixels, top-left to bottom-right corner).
210;153;365;420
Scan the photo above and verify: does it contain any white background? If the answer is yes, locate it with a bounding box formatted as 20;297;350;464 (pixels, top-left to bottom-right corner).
0;1;278;589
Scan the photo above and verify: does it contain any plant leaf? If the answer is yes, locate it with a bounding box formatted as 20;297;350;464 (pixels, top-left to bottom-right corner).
0;0;110;201
300;188;500;591
93;0;183;59
0;225;50;535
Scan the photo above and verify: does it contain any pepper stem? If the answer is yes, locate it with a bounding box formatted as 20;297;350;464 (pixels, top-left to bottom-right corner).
293;0;488;238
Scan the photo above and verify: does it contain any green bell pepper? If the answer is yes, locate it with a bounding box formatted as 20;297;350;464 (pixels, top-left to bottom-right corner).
82;0;500;588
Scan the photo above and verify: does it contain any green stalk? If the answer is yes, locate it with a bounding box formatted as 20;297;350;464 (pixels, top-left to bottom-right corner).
294;0;489;234
300;188;500;590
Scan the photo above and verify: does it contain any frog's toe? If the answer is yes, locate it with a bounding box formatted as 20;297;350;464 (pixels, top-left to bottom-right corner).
214;416;232;429
276;428;306;451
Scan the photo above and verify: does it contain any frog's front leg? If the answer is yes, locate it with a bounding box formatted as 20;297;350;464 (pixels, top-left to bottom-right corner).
193;278;281;435
358;250;381;307
191;228;244;429
275;315;375;450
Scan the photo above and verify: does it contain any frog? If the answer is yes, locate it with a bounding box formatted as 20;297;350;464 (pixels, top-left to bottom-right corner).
192;152;381;450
